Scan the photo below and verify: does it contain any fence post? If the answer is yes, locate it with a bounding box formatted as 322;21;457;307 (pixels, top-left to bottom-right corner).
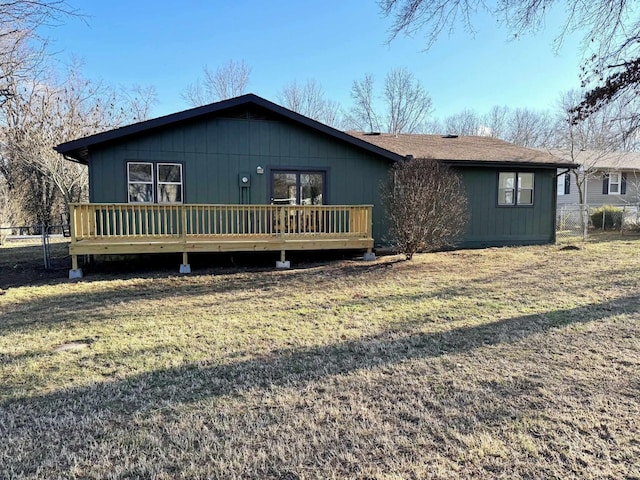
41;224;50;270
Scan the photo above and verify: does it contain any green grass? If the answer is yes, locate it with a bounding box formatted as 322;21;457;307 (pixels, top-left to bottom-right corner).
1;237;639;479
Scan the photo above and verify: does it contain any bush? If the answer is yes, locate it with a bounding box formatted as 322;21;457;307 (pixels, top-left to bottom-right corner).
590;206;623;230
381;157;469;260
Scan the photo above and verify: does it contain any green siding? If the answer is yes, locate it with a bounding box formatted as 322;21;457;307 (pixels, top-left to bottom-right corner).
88;116;557;248
457;167;556;248
89;117;390;241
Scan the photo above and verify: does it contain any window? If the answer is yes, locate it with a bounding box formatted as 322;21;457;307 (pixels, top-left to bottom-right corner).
128;162;153;203
157;163;183;203
609;172;621;195
127;162;183;203
271;170;324;205
557;172;570;196
498;172;534;206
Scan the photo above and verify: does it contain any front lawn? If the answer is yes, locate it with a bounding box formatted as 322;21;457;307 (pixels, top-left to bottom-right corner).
1;238;639;479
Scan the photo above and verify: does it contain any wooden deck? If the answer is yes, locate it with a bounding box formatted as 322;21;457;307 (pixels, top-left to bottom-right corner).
69;203;374;273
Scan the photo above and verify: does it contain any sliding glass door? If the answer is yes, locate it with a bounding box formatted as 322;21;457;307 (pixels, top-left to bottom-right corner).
271;170;325;205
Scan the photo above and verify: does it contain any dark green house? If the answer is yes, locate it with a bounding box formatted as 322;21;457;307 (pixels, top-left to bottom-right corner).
55;94;575;273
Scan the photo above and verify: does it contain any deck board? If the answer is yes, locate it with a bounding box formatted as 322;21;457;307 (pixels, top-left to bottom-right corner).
70;235;374;255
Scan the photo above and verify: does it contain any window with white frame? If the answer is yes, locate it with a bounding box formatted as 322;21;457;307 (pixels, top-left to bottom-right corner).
157;163;183;203
128;162;154;203
498;172;534;206
557;172;570;195
127;162;183;203
608;172;621;195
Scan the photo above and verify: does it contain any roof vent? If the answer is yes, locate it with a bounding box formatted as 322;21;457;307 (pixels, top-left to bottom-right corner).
442;134;458;139
364;132;381;136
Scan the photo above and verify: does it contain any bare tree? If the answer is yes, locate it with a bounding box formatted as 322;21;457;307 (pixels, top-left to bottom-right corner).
346;69;432;134
347;74;380;132
379;0;640;129
443;109;480;135
481;105;510;138
505;108;553;147
122;84;158;122
381;157;468;259
0;58;156;227
549;89;627;217
0;1;78;104
278;79;344;128
183;59;251;106
384;67;432;134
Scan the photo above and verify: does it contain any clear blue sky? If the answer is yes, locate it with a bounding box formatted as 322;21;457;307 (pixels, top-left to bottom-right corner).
40;0;585;121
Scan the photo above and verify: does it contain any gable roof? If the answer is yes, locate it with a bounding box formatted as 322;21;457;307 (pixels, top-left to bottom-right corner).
55;93;405;165
349;132;577;168
548;149;640;171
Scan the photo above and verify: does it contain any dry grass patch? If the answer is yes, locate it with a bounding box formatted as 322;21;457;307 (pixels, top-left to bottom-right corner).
1;237;639;478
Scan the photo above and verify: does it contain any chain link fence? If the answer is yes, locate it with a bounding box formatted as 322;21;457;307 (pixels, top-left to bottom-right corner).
557;204;640;242
556;205;590;242
0;223;71;271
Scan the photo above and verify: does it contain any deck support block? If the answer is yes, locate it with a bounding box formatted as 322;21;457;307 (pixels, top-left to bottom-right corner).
363;252;376;261
69;268;83;279
276;260;290;269
179;252;191;273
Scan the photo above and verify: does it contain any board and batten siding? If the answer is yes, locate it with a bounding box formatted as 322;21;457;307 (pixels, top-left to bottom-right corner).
88;116;391;242
458;167;556;247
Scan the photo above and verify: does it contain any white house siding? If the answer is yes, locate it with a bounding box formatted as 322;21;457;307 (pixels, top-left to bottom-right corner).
556;170;581;205
557;169;640;207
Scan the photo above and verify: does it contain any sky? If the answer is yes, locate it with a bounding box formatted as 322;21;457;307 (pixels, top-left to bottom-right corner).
38;0;586;122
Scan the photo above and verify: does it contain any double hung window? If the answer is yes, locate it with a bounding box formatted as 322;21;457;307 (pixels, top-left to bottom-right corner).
608;172;621;195
127;162;183;203
498;172;534;206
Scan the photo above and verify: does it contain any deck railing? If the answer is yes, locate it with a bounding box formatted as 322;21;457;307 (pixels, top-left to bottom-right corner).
70;203;373;241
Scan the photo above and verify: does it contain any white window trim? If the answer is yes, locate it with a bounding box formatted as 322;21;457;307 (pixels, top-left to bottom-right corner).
157;163;183;204
557;173;569;196
127;162;154;203
608;171;621;195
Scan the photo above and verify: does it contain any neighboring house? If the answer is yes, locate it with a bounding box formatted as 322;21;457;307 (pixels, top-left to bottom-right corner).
552;150;640;207
55;94;575;276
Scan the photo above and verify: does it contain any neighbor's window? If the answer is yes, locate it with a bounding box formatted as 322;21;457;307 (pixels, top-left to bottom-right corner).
498;172;534;206
557;172;570;196
128;162;153;203
608;172;621;195
157;163;183;203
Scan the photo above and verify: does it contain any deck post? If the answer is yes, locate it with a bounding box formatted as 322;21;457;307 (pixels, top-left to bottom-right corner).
276;249;290;269
179;208;191;273
68;205;83;278
179;251;191;273
69;255;83;278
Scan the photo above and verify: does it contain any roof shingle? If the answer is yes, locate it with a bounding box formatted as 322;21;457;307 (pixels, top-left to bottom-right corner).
348;132;576;167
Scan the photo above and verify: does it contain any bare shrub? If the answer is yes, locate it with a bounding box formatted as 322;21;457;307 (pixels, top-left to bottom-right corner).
381;157;468;259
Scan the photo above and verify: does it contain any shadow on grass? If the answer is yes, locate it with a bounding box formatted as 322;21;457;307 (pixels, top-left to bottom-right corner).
0;243;394;289
3;293;638;415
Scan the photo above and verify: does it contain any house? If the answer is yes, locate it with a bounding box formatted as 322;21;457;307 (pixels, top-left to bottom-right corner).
351;132;575;248
552;150;640;208
55;94;575;277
